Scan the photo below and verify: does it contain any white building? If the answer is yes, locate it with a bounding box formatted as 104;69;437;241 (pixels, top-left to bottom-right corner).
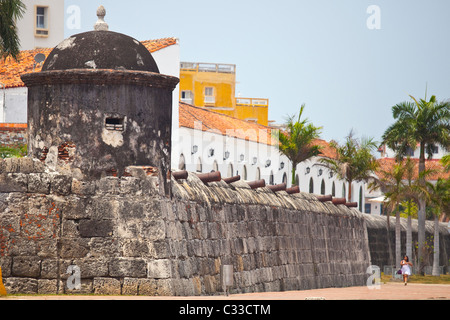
177;102;367;211
16;0;65;51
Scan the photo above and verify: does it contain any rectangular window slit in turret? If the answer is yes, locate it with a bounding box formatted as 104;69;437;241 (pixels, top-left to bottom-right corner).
105;117;124;131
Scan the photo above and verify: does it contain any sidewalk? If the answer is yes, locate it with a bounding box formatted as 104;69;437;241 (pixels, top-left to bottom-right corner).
1;283;449;300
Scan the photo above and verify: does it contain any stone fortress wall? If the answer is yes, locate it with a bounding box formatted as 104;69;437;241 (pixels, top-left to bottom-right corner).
1;157;448;296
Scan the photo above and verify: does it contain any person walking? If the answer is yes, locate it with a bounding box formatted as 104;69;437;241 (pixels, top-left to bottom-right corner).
401;256;413;285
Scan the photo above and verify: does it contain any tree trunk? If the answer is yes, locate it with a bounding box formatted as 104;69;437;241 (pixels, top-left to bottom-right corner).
384;206;394;268
406;209;412;260
347;180;352;202
291;162;297;186
395;205;401;269
417;142;426;275
432;214;440;276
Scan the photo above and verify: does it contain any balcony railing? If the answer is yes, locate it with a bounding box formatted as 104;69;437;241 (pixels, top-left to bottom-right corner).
235;98;269;107
181;62;236;74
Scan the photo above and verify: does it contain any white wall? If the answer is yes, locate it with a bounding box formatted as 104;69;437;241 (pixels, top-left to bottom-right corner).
175;125;367;212
16;0;65;50
0;87;28;123
152;40;180;171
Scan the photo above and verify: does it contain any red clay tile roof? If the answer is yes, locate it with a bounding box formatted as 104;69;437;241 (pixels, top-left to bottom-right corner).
179;102;337;157
179;102;277;146
376;157;450;181
0;37;177;89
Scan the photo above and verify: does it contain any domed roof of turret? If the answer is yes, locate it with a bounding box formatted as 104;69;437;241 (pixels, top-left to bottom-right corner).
42;6;159;73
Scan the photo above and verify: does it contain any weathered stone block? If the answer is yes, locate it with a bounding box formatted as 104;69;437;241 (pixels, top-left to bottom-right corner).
137;278;158;296
122;239;150;257
3;158;20;173
120;177;141;194
0;173;27;192
148;259;172;279
38;279;60;294
72;258;109;278
71;179;96;196
79;219;114;238
93;277;121;295
18;158;35;174
4;277;38;294
60;238;90;259
63;197;91;220
97;176;120;194
51;174;72;195
109;258;147;278
27;173;51;194
12;256;41;277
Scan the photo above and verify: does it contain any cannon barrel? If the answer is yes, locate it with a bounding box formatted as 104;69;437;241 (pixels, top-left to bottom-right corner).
286;186;300;194
196;171;222;183
247;179;266;189
267;183;287;192
317;195;332;202
345;202;358;208
332;198;346;205
172;170;188;180
223;175;241;184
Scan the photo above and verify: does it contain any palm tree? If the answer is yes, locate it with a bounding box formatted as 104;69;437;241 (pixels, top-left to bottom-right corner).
441;155;450;172
373;158;416;269
320;130;379;202
423;178;450;276
0;0;26;60
382;94;450;274
276;104;323;185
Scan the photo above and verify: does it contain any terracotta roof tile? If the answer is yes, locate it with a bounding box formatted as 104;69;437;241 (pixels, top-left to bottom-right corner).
141;38;178;53
0;37;177;89
376;157;449;181
179;102;337;157
179;102;277;145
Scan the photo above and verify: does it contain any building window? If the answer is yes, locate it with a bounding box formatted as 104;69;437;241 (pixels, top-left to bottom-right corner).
365;203;371;214
269;171;274;185
331;182;336;197
282;173;287;185
35;6;49;37
255;167;261;180
179;154;186;170
243;165;248;180
196;157;202;173
320;179;325;195
204;87;215;104
227;163;233;178
309;178;314;194
181;91;193;104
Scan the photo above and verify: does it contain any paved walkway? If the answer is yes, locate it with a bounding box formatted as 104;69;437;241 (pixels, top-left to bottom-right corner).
1;283;449;300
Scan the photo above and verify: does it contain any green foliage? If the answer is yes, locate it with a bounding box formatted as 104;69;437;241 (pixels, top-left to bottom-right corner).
0;144;27;159
276;104;323;185
320;130;378;201
398;200;418;219
0;0;26;61
382;94;450;163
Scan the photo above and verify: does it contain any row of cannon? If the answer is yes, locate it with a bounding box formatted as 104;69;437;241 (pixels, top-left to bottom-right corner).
172;170;358;209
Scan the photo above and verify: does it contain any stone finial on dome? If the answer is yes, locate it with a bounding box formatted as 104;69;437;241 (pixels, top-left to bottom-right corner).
94;5;109;31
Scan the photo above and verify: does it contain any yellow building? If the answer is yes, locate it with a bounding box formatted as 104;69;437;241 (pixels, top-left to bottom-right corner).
180;62;269;126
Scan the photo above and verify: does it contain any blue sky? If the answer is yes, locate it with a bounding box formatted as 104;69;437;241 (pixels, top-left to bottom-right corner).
64;0;450;143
